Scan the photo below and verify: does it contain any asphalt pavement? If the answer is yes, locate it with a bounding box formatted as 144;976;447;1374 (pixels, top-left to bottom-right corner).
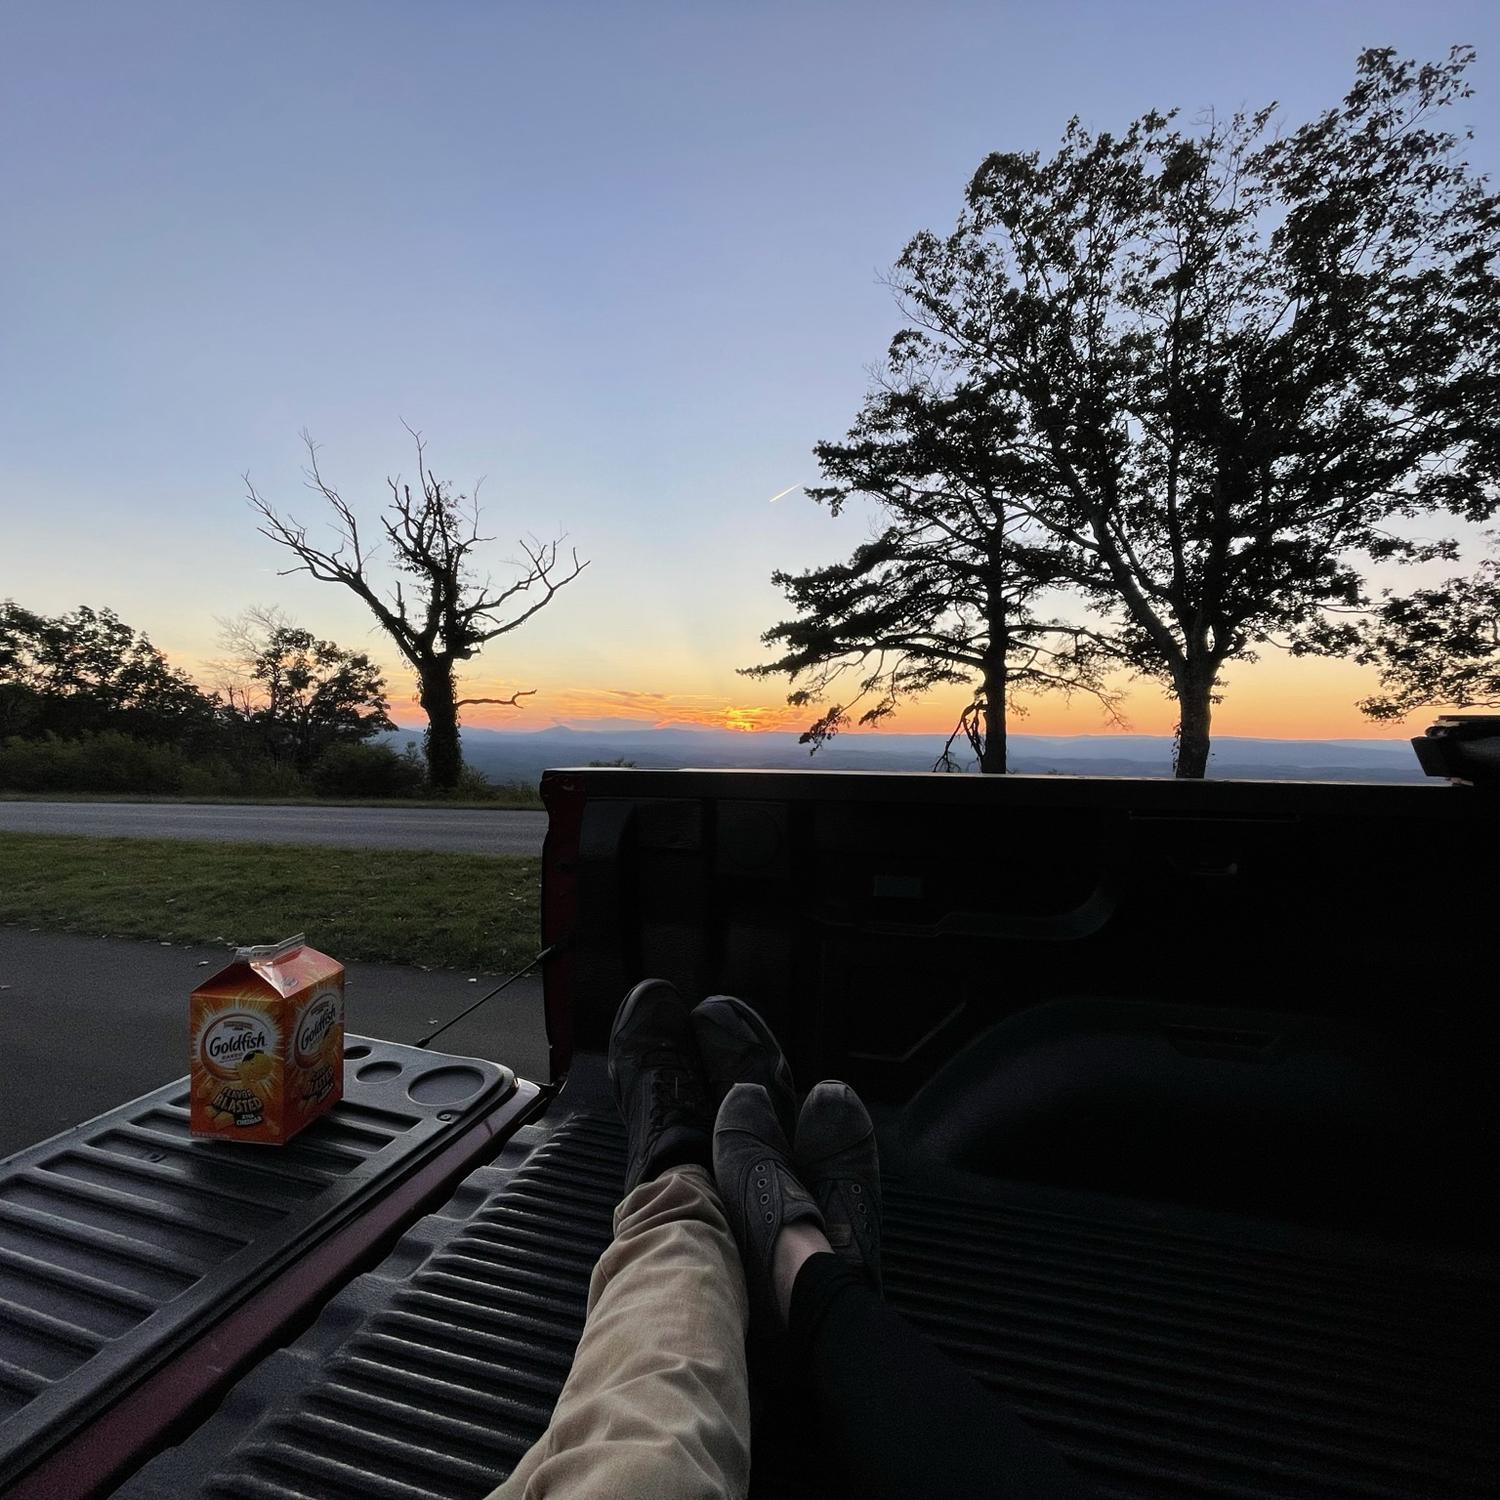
0;927;550;1159
0;801;547;856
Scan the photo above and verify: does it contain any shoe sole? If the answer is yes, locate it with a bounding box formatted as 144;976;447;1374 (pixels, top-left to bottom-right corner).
608;978;684;1091
795;1079;876;1164
693;995;798;1134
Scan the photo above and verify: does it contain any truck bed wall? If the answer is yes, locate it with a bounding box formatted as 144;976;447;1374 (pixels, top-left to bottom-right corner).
542;769;1497;1243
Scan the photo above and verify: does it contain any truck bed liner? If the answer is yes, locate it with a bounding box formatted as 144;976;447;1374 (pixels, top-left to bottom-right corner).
114;1110;1498;1500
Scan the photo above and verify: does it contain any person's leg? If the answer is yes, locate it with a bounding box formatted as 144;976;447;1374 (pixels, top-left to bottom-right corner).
490;980;790;1500
715;1080;1094;1500
786;1250;1088;1499
491;1162;750;1500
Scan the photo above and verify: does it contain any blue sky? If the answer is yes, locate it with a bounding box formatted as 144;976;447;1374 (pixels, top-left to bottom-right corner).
4;1;1496;736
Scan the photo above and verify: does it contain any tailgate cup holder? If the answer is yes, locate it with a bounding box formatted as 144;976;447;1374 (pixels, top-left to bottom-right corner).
355;1061;403;1082
408;1065;489;1106
343;1043;373;1060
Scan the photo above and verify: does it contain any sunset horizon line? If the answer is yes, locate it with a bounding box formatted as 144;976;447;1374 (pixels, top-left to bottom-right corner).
391;717;1417;744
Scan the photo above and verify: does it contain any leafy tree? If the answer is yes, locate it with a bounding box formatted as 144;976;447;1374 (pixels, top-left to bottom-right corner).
0;601;216;744
0;603;46;739
1355;547;1500;720
745;380;1120;773
836;46;1498;776
221;616;395;771
249;428;587;789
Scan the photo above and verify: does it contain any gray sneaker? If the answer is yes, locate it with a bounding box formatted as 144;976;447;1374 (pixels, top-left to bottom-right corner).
713;1082;824;1326
795;1081;882;1292
608;979;712;1194
691;994;799;1139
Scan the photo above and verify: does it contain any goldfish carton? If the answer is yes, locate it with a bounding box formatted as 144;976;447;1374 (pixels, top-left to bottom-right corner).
190;934;344;1144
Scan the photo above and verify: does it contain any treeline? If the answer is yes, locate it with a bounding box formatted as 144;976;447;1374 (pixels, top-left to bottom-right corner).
0;602;521;799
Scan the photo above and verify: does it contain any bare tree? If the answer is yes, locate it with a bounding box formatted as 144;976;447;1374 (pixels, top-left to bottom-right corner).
210;604;295;718
248;426;587;789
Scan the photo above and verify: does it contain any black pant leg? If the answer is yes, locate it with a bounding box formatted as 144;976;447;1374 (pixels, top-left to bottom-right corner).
786;1253;1093;1499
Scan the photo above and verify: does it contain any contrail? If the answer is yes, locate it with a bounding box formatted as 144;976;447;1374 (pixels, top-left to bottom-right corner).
767;481;803;504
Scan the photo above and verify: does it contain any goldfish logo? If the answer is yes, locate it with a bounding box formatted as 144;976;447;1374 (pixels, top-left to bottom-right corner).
295;991;340;1067
201;1011;277;1082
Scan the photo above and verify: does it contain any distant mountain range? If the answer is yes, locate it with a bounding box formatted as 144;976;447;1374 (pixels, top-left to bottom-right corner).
383;722;1428;784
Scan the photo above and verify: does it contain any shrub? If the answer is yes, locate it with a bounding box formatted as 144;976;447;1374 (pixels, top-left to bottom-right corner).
0;732;195;793
310;741;426;798
238;760;312;798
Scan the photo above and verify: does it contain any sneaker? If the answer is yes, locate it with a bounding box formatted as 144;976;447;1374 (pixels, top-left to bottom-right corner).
713;1082;824;1326
691;994;799;1139
608;979;712;1194
795;1081;882;1291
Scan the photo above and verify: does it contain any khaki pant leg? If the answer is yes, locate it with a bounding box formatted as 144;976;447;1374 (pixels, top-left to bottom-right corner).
488;1163;751;1500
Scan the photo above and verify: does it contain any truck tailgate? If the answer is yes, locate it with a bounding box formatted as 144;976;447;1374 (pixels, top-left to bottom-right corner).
0;1038;537;1499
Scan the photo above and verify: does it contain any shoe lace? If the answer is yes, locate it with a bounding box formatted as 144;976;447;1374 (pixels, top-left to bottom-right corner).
643;1055;707;1127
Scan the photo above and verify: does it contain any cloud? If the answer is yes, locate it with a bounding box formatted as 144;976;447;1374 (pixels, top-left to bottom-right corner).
595;688;671;704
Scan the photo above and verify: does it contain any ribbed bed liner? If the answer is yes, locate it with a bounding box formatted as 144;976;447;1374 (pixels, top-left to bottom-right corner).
0;1038;521;1497
116;1111;1499;1500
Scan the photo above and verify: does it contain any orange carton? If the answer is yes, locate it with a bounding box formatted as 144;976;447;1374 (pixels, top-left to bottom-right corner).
190;934;344;1144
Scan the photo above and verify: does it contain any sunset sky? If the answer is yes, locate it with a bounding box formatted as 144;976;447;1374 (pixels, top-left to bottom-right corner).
5;1;1496;743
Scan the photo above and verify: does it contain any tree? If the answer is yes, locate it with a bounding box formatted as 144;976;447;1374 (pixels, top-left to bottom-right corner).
745;380;1120;772
847;46;1498;776
0;601;217;744
248;428;587;789
0;603;48;739
217;609;395;770
1354;546;1500;720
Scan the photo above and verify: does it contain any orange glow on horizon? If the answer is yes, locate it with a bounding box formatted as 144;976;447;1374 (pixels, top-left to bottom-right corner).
449;684;813;734
448;655;1417;741
175;647;1420;743
720;704;800;732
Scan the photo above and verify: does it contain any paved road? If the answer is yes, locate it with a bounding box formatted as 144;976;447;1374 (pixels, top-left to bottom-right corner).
0;801;547;856
0;927;549;1158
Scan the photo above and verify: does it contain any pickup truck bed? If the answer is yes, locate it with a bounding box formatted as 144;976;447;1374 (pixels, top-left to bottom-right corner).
7;768;1496;1497
115;1066;1498;1498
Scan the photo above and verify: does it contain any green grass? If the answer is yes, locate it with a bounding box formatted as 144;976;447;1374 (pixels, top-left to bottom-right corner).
0;833;541;973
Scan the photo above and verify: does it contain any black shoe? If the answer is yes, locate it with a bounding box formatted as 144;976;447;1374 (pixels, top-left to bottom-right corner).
608;979;713;1194
795;1081;882;1292
691;994;799;1140
713;1082;824;1328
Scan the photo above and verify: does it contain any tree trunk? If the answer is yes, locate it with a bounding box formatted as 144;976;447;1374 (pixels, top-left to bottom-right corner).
418;665;463;790
979;665;1007;774
979;580;1008;774
1173;668;1214;779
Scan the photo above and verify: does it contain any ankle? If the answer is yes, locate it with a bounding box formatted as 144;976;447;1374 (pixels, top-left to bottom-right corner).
771;1219;832;1323
643;1123;712;1183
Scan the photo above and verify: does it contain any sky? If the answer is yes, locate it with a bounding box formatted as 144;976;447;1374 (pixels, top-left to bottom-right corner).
4;0;1497;741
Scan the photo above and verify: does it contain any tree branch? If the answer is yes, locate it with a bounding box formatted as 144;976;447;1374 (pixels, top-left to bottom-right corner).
454;689;537;708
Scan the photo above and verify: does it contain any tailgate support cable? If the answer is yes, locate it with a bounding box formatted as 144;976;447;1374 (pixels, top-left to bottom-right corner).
414;946;556;1049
